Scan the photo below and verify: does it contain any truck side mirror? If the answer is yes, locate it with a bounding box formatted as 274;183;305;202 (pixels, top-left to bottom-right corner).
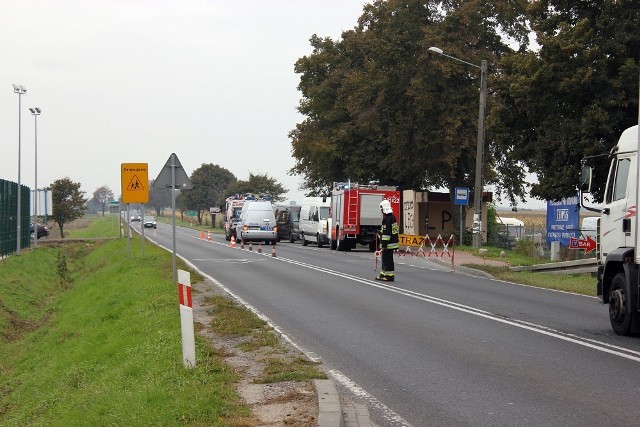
580;165;593;193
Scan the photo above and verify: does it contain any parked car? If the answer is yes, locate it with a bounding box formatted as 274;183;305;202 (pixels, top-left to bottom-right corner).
30;222;49;239
275;205;301;243
142;216;157;229
237;200;278;245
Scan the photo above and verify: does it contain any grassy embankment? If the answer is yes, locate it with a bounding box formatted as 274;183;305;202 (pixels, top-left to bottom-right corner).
0;215;323;426
456;244;596;296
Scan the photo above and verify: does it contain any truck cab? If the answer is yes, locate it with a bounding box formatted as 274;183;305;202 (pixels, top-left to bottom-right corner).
581;125;640;335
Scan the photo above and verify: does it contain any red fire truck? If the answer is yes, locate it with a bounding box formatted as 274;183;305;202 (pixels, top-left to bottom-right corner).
330;182;400;251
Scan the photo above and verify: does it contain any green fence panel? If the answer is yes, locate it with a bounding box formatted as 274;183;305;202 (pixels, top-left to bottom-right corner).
0;178;31;257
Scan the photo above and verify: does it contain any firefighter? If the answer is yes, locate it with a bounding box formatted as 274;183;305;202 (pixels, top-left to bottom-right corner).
376;199;399;282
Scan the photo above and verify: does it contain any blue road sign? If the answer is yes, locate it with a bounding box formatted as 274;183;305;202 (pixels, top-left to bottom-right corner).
454;187;469;206
546;196;580;246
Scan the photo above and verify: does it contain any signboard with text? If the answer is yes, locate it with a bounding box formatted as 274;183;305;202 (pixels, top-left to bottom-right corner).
121;163;149;204
546;196;579;247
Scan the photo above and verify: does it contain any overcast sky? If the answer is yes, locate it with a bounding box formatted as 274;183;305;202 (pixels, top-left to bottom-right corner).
0;0;368;205
1;0;545;210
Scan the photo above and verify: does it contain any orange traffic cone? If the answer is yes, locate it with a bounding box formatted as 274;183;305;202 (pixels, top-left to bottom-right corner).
207;230;211;241
258;243;262;253
249;241;253;251
200;230;204;240
271;244;277;257
230;235;236;248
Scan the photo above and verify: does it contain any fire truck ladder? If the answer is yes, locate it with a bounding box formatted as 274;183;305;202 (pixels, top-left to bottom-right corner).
347;187;358;226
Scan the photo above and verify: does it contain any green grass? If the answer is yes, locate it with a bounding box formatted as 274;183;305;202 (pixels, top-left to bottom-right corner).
456;244;596;296
0;237;254;426
66;214;121;238
465;265;597;296
257;358;326;384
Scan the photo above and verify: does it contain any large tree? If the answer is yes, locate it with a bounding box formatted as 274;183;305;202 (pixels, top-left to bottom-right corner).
180;164;236;225
290;0;530;205
50;178;88;238
226;172;287;202
148;179;172;217
92;185;114;216
493;0;640;202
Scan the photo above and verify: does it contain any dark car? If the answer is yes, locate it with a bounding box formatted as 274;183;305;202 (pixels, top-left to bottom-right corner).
275;205;301;243
30;222;50;239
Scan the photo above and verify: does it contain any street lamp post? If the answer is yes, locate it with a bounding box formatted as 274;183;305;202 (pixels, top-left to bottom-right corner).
428;47;488;248
29;107;41;248
13;84;27;255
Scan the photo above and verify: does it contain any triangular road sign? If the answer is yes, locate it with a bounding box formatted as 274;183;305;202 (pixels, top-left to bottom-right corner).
126;175;145;191
153;153;193;189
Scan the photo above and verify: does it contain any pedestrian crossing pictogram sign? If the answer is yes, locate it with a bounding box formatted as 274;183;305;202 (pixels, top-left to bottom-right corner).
121;163;149;203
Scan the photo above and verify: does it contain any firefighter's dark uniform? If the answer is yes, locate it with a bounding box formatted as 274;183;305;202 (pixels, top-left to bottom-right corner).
377;210;399;281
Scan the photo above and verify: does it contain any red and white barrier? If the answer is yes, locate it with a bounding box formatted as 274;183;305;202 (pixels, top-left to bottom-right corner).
178;269;196;368
397;233;456;272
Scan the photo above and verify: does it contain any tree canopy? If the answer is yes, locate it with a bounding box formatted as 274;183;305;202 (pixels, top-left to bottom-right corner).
51;177;88;238
493;0;640;202
180;164;236;224
148;179;172;217
226;173;287;202
290;0;639;205
92;185;114;216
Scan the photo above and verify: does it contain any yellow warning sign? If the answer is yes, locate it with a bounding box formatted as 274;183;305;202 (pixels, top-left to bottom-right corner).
399;234;425;247
121;163;149;203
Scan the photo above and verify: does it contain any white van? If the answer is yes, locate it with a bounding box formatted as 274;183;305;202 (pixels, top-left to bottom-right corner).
299;197;331;247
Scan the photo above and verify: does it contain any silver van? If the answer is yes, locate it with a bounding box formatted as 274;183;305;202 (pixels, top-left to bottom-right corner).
237;200;278;245
299;197;331;247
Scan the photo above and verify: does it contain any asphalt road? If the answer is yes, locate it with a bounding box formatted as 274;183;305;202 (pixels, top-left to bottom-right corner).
139;222;640;426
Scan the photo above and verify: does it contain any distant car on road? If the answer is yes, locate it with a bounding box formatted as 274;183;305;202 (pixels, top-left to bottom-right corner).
131;212;142;222
30;222;49;239
143;216;157;229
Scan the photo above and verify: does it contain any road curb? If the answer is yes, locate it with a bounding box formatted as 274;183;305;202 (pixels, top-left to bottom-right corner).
315;379;344;426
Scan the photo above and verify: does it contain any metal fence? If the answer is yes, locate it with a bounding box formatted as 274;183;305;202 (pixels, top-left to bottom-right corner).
488;223;597;262
0;178;31;258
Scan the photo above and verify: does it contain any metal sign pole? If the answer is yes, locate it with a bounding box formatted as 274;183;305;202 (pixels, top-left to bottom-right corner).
171;154;177;285
141;203;145;257
460;205;463;246
127;203;131;258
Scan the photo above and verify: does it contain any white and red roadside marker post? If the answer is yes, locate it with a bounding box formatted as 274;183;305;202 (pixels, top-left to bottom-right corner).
178;269;196;368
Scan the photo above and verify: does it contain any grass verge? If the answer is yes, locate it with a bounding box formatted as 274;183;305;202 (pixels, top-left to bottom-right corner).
0;236;254;426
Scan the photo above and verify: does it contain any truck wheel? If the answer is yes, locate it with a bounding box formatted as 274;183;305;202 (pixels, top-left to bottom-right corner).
302;232;308;246
316;234;323;248
369;241;376;252
330;238;337;250
609;273;633;336
225;233;230;242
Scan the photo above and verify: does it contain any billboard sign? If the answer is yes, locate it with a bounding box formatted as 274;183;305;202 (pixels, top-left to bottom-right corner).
546;196;580;246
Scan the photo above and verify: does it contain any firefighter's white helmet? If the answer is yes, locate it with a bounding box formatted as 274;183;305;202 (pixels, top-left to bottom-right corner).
380;199;393;214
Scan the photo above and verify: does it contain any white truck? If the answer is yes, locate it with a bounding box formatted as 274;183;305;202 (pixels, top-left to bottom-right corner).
581;124;640;335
